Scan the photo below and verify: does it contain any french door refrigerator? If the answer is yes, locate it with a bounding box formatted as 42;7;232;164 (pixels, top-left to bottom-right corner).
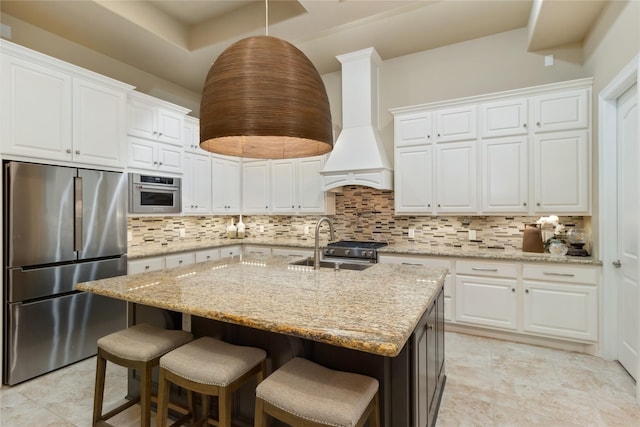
3;161;128;385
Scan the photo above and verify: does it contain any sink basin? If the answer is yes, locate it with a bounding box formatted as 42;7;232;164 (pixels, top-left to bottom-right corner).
289;258;373;271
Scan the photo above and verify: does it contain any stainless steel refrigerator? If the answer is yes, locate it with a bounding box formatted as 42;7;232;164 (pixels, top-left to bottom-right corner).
3;161;128;385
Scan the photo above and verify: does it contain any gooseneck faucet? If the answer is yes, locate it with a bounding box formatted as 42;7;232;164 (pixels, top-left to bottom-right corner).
314;217;335;270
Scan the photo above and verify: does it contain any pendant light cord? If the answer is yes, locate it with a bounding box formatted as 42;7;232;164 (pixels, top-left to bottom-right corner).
265;0;269;36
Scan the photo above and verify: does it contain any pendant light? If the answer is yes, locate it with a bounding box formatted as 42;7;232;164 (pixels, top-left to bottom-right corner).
199;1;333;159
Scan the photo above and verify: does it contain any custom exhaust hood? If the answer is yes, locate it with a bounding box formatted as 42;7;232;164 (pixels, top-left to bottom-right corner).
321;47;393;191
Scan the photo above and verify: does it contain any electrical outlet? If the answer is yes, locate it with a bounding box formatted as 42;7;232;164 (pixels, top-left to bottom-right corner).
182;314;191;332
179;228;186;237
127;231;132;242
408;228;415;239
304;226;310;235
469;230;477;240
259;225;265;233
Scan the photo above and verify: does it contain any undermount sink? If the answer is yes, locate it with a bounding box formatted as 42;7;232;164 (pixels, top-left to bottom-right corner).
289;258;373;271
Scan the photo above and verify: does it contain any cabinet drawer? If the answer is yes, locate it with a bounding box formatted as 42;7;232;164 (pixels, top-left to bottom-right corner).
244;246;271;256
522;264;598;285
195;249;220;263
379;254;451;269
165;253;195;269
271;247;313;259
456;260;517;278
221;245;241;259
128;257;164;274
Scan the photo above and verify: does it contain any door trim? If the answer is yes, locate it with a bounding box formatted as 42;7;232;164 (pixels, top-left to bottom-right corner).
598;54;640;400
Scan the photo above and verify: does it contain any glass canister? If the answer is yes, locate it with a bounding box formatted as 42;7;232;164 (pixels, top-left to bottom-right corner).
548;239;568;256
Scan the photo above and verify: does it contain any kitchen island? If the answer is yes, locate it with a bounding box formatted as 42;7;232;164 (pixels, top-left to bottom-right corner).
77;255;447;426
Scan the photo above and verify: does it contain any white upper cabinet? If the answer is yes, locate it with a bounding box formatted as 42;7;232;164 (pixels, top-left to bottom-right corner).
271;160;297;213
184;116;210;155
127;92;188;146
395;146;434;213
73;78;128;168
533;89;588;133
481;136;528;213
128;136;182;174
533;130;589;213
435;141;477;213
435;105;477;142
481;98;528;138
297;156;329;214
391;78;592;215
395;111;433;147
242;159;271;214
182;152;212;214
211;154;241;214
1;41;132;168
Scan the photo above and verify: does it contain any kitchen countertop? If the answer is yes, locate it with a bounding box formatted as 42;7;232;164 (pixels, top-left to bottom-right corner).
128;238;602;265
76;255;447;357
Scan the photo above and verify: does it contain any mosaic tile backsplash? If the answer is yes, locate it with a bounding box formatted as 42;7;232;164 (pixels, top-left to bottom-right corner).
128;186;586;254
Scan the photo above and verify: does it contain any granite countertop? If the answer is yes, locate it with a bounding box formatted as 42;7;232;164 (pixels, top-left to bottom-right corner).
76;255;447;357
128;238;602;266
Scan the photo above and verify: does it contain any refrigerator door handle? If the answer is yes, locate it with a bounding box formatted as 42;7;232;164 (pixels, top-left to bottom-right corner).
74;176;83;252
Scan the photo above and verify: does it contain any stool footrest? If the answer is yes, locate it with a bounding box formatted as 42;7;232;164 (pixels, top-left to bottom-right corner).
97;396;140;422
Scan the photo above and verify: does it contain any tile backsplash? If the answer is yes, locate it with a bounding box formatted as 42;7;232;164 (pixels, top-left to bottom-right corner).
128;186;586;254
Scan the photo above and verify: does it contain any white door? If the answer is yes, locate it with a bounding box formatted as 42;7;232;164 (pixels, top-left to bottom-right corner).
617;83;639;380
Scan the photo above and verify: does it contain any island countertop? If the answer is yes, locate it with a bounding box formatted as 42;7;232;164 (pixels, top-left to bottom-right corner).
76;255;447;357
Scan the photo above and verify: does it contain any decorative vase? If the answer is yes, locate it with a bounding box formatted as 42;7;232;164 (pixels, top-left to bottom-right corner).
237;215;245;239
226;218;237;239
548;239;568;257
522;224;544;253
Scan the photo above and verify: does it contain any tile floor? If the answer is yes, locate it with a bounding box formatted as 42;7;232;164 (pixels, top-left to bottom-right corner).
1;332;639;426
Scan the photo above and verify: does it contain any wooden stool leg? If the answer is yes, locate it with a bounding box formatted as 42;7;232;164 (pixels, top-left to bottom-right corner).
254;397;266;427
370;392;381;427
92;351;107;426
218;389;232;427
156;368;169;427
186;390;196;424
140;363;153;427
200;394;210;426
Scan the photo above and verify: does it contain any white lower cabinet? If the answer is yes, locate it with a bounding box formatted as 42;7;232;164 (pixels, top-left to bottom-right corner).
271;247;313;260
243;245;271;256
522;264;598;342
165;253;195;269
195;249;220;263
455;275;517;330
128;256;165;274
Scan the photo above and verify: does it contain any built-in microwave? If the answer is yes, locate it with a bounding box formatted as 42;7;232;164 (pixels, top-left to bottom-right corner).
129;173;181;214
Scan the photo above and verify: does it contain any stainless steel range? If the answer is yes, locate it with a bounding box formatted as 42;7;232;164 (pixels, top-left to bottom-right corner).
322;241;388;263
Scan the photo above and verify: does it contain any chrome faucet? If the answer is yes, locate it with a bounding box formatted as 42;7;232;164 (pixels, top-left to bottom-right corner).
314;217;335;270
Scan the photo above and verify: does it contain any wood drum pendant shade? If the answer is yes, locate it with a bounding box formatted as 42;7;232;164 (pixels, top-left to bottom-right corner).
200;36;333;159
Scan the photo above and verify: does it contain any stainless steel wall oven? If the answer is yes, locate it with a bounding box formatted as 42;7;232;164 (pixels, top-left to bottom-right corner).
129;173;181;214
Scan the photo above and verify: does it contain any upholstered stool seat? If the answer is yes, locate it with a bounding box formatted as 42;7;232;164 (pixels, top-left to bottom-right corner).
92;323;193;427
157;336;267;427
254;357;380;427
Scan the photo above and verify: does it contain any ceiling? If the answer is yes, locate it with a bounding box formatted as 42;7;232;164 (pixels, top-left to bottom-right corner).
0;0;609;94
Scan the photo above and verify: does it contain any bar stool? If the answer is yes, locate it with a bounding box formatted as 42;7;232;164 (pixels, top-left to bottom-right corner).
254;357;380;427
157;336;267;427
92;323;193;427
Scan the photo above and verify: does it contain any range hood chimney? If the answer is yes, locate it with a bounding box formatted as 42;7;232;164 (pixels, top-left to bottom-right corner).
321;47;393;191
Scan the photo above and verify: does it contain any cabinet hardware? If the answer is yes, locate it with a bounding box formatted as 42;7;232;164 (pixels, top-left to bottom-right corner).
612;260;621;268
523;202;527;206
425;324;434;330
511;288;515;292
402;262;423;266
75;150;80;155
542;272;575;277
536;202;540;206
471;267;498;272
178;260;183;264
536;122;541;126
523;123;527;128
525;289;529;293
66;148;72;153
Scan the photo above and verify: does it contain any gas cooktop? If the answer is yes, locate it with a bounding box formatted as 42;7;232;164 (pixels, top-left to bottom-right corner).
324;241;388;262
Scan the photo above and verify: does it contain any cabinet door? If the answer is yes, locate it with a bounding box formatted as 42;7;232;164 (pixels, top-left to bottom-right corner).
183;152;211;214
435;141;477;213
271;159;296;213
298;156;326;213
455;275;517;330
395;147;433;213
73;78;127;168
395;111;433;147
156;107;184;146
128;137;156;170
533;89;588;133
212;155;241;213
481;98;528;138
242;160;270;214
156;143;183;174
435;105;476;142
127;99;157;140
1;55;72;160
523;281;597;341
481;136;528;213
533;130;589;213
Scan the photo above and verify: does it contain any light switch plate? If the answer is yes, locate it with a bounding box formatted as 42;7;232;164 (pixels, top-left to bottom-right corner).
127;231;132;242
408;228;415;239
469;230;477;240
179;228;186;237
259;225;265;233
304;226;310;235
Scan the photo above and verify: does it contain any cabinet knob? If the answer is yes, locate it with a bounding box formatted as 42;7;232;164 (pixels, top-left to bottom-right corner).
154;161;158;165
511;288;515;293
159;162;163;165
437;133;441;137
66;148;72;154
523;123;527;128
178;260;183;264
428;204;431;207
291;205;295;208
536;122;541;127
145;265;150;270
525;289;530;294
425;324;434;331
427;135;431;139
75;150;80;155
523;202;527;206
438;204;441;207
158;132;163;136
613;260;621;268
536;202;540;206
